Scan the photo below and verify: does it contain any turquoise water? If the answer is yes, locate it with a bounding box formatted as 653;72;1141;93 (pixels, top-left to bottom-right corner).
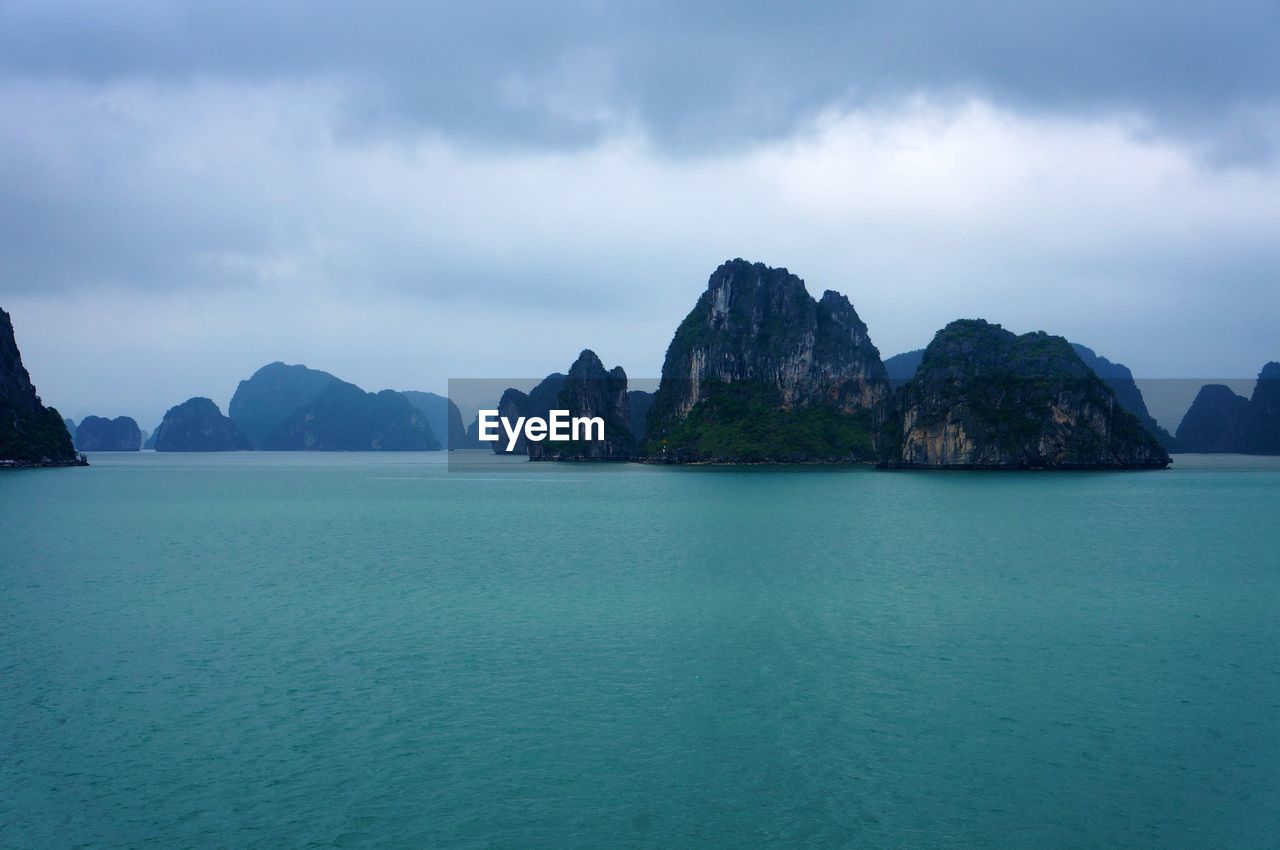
3;452;1278;848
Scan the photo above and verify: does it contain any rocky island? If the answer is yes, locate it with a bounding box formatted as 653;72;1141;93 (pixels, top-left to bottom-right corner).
75;415;142;451
153;398;253;452
527;350;635;461
885;320;1170;469
264;382;437;451
885;342;1178;450
1177;363;1280;453
229;362;339;448
642;259;890;462
229;361;440;450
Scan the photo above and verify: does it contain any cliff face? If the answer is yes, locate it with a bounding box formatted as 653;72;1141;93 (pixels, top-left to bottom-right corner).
401;391;466;449
1177;363;1280;453
0;308;81;466
263;383;438;451
644;259;889;462
76;416;142;451
889;320;1170;469
528;350;635;461
153;398;252;452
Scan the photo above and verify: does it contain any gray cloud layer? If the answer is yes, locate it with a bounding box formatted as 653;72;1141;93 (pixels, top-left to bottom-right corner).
5;1;1279;156
1;2;1278;429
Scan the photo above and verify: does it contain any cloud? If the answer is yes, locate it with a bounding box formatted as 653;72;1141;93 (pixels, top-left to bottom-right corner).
2;1;1279;156
2;2;1278;427
4;75;1280;431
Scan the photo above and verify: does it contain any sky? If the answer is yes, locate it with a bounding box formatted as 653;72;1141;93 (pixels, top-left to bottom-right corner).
2;1;1279;431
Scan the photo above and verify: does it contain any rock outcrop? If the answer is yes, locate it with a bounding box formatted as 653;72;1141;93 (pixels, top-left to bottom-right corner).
643;259;889;462
1176;363;1280;453
528;350;635;461
75;415;142;451
887;320;1170;469
0;308;83;466
153;398;252;452
263;382;438;451
401;391;466;449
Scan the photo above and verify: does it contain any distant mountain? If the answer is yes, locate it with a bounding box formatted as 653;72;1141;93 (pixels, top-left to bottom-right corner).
153;398;252;452
64;418;77;446
1068;344;1179;451
528;350;635;461
461;413;487;448
230;361;441;451
0;307;82;466
627;390;654;441
76;415;142;451
229;362;341;448
644;259;889;462
886;320;1169;469
1177;363;1280;453
884;350;924;391
489;373;567;454
262;382;438;451
1242;362;1280;454
401;391;465;449
143;428;158;450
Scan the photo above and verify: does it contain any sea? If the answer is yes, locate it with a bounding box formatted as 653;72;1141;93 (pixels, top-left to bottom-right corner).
3;451;1278;848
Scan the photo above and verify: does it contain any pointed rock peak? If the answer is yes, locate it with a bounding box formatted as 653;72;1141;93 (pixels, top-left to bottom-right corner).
707;259;802;288
498;387;529;407
1195;384;1247;403
568;349;607;376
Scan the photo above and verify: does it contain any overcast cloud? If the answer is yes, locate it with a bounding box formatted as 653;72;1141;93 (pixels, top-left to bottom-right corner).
2;1;1278;430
